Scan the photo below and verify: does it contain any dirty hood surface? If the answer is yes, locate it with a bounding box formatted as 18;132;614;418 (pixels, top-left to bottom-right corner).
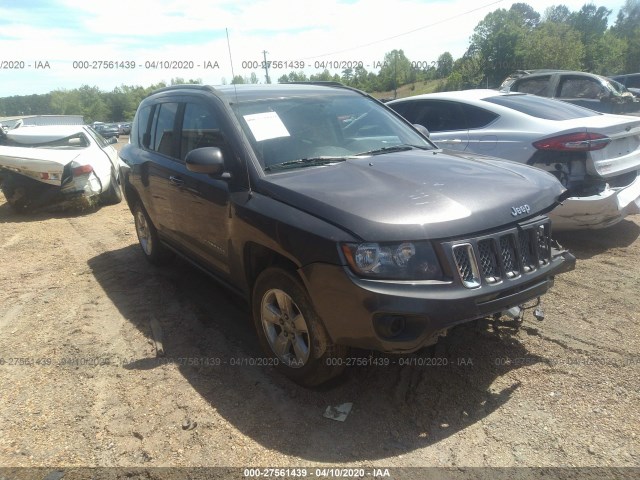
260;149;566;241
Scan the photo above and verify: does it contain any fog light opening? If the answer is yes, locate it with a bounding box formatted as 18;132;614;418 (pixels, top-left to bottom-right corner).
377;315;407;338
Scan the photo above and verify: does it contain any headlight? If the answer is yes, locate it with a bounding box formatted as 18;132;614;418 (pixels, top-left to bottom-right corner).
341;241;443;280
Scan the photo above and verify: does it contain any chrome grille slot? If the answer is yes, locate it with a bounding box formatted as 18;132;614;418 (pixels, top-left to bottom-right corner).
519;229;535;272
450;219;552;288
478;239;500;283
500;235;519;278
536;224;551;266
452;244;480;288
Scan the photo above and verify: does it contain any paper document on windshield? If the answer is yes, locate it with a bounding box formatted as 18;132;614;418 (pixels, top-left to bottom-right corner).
243;112;290;142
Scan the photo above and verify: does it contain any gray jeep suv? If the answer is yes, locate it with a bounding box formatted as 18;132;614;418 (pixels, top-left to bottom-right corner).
119;83;575;386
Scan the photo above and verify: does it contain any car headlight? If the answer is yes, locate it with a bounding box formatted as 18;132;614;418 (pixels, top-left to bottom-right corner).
341;241;443;280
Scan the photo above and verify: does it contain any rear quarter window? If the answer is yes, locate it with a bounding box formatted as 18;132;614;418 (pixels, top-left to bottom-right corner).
461;104;498;129
483;94;601;120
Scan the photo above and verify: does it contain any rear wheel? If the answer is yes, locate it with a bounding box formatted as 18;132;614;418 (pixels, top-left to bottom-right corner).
101;168;123;205
252;267;347;387
133;202;172;265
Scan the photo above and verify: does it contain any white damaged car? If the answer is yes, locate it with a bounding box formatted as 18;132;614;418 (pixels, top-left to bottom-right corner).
0;125;123;212
389;90;640;230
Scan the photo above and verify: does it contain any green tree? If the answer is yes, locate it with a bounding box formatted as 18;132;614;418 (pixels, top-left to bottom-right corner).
520;22;585;70
569;4;612;71
545;5;571;23
377;49;412;93
310;69;333;81
612;0;640;71
467;6;535;87
592;30;627;74
436;52;453;79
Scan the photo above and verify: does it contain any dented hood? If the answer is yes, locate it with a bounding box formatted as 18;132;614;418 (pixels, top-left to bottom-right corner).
260;149;566;241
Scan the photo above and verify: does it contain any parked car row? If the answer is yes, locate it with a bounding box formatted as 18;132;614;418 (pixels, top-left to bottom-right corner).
388;89;640;230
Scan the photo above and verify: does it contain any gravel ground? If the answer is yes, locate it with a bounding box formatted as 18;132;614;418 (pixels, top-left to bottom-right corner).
0;139;638;478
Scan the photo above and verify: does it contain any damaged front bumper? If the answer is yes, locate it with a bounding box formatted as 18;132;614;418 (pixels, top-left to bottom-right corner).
550;172;640;230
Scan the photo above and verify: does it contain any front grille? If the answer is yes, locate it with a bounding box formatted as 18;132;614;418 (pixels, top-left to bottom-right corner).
451;220;552;288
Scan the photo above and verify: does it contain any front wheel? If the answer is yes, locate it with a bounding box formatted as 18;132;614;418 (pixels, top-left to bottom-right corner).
252;268;347;387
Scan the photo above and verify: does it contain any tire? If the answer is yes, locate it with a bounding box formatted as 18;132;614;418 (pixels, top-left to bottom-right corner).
133;201;172;265
1;175;31;212
252;267;347;387
101;168;123;205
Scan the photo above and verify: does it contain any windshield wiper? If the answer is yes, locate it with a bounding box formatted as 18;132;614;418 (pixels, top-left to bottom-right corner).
265;156;348;171
354;144;430;156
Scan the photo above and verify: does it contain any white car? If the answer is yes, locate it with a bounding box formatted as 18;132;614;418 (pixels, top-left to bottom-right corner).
0;124;122;212
388;90;640;230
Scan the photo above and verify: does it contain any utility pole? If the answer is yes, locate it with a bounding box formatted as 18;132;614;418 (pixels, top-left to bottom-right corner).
262;50;271;84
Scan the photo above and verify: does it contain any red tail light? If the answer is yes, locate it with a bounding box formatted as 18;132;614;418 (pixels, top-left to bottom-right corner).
533;132;610;152
72;165;94;176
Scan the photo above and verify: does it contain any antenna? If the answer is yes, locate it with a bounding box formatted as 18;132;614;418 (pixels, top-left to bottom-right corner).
226;28;238;100
225;28;252;197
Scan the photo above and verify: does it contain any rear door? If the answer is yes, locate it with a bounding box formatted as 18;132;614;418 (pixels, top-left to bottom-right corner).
138;101;182;241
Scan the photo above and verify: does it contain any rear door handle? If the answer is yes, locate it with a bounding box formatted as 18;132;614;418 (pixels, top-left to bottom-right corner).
169;176;184;187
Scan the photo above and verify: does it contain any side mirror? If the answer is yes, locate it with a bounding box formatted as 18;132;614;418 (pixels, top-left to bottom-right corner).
413;123;430;138
185;147;227;177
108;137;118;145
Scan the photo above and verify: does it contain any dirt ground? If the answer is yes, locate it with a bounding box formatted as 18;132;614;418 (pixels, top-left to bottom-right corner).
0;138;638;475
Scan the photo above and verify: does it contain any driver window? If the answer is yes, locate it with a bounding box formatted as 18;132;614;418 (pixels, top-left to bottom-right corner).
180;103;224;161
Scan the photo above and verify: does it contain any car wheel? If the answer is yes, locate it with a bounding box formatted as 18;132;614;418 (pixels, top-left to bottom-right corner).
133;202;172;265
101;168;123;205
252;267;347;386
1;176;31;212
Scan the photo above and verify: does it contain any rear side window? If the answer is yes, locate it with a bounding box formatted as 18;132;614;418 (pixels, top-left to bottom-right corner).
511;76;551;96
484;94;600;120
134;105;152;148
150;102;179;156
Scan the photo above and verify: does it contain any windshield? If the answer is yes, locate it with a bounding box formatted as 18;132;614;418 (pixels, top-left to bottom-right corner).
231;92;434;172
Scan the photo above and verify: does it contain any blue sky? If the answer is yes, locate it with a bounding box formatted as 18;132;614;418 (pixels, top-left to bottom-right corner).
0;0;627;96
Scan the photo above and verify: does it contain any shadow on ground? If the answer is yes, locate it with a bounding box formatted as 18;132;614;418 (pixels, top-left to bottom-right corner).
88;245;551;462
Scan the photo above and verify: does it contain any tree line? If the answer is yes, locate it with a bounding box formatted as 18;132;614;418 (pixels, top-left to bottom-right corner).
1;1;638;122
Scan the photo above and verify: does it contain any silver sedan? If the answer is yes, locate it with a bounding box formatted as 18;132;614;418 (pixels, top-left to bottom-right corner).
388;90;640;230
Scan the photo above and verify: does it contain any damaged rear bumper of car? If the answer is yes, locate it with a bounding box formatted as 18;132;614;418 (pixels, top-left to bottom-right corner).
550;172;640;230
1;170;102;212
